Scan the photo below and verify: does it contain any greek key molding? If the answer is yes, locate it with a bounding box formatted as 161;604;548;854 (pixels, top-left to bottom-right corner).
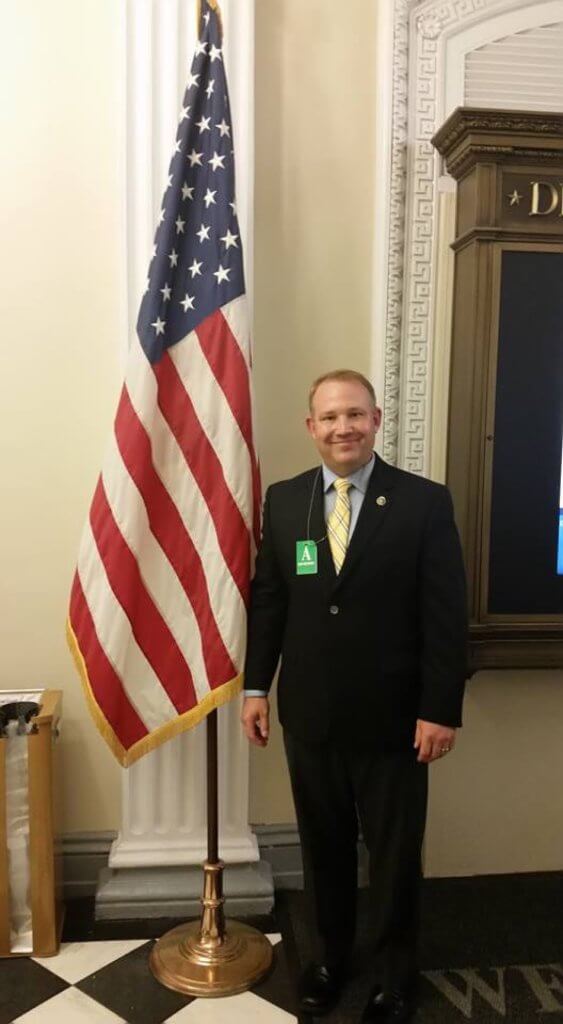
382;0;549;472
401;0;493;473
382;0;409;464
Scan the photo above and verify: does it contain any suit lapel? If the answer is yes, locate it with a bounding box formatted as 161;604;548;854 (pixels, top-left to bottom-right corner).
332;455;394;591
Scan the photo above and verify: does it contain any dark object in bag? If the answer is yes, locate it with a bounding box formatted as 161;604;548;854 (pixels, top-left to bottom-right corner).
0;701;40;737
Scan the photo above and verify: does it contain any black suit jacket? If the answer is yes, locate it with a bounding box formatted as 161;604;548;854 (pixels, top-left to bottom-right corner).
244;455;468;749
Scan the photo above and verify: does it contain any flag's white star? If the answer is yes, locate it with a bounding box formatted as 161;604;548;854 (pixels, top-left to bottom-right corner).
152;317;166;335
168;249;179;267
187;149;203;167
189;258;203;278
160;283;172;301
195;39;207;56
181;183;194;201
175;216;185;234
216;119;231;137
197;224;211;243
203;11;210;24
196;115;211;133
152;244;157;257
221;229;238;250
213;264;230;284
209;151;226;172
180;105;190;121
158;207;166;224
173;139;182;154
165;173;173;190
229;200;237;215
206;80;215;99
144;277;150;294
186;72;200;89
203;188;217;208
180;293;195;311
209;44;222;62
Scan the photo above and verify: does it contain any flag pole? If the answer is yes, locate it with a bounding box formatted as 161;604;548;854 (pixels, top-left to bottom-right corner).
149;710;273;995
113;0;270;992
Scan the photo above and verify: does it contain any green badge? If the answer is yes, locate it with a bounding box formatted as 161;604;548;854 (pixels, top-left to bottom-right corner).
296;540;318;575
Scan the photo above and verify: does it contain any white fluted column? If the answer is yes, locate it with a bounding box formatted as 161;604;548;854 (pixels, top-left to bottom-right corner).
110;699;258;867
109;0;257;874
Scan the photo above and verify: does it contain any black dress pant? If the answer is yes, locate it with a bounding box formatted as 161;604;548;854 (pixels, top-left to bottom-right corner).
283;731;428;992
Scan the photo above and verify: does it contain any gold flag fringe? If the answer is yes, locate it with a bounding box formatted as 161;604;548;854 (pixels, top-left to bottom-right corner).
66;618;243;767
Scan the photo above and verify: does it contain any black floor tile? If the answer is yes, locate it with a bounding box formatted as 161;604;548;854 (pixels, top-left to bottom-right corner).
77;940;195;1024
0;958;68;1024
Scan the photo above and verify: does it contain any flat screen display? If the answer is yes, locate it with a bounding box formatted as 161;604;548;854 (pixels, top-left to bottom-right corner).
488;250;563;616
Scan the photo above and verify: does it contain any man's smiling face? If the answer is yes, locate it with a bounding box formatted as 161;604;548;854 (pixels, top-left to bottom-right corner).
306;379;382;476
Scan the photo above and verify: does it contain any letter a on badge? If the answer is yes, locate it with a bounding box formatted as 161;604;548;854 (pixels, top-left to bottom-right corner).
296;540;318;575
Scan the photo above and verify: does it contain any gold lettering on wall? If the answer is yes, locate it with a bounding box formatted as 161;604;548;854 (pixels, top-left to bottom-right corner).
529;181;563;216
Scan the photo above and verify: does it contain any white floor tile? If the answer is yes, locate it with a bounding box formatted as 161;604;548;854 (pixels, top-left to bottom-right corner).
12;986;126;1023
33;940;148;983
164;991;297;1023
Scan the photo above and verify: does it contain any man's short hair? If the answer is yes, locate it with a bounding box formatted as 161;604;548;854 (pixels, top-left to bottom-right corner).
308;370;377;412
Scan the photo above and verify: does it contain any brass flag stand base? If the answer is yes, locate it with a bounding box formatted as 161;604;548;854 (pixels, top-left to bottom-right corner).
149;712;273;996
150;860;273;996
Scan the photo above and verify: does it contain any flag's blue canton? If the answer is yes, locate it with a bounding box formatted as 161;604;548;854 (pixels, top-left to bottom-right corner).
137;3;245;365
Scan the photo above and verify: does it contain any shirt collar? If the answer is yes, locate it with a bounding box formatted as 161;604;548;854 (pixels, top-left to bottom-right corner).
322;453;375;494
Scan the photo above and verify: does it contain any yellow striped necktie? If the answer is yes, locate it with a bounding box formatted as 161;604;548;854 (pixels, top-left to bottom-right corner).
327;477;351;573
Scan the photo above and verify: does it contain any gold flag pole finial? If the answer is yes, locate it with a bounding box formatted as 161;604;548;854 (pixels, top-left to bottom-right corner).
197;0;223;41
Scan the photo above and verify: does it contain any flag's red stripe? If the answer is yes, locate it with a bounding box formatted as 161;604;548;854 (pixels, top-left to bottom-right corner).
196;310;253;445
115;386;237;688
90;477;197;713
70;572;148;748
196;310;261;545
153;352;251;602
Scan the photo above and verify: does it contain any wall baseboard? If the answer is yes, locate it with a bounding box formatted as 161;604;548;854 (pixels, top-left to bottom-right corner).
62;824;309;900
62;832;117;899
61;829;563;904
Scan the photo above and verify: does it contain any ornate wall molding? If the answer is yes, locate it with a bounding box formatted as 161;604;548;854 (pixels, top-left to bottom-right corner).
378;0;563;473
380;0;409;465
399;0;490;473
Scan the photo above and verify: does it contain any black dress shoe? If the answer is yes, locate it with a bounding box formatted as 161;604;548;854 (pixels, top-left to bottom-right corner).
297;962;345;1015
360;986;416;1023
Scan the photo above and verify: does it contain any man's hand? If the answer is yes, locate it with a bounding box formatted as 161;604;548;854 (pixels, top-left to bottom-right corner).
414;719;456;763
241;697;270;747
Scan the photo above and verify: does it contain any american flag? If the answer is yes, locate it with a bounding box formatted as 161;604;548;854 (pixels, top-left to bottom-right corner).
67;0;260;766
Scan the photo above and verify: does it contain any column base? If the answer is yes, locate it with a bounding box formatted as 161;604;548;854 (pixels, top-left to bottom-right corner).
95;860;274;920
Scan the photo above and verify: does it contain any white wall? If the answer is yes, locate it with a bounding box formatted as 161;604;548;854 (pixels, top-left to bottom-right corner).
0;0;124;829
426;671;563;876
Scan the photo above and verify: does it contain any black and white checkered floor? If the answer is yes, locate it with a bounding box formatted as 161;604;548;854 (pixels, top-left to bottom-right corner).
0;930;298;1023
5;873;563;1023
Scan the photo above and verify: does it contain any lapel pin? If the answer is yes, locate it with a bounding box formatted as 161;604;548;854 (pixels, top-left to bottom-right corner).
376;495;387;507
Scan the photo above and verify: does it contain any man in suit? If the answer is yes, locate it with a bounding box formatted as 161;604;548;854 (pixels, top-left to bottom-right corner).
241;370;467;1023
